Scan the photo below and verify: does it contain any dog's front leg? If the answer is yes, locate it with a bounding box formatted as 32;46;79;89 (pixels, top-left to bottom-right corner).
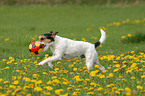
38;54;62;66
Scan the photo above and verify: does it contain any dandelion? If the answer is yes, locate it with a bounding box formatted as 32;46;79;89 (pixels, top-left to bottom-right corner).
13;80;19;85
121;36;126;39
137;86;143;89
73;68;77;71
46;86;53;91
106;85;111;88
131;77;135;79
122;64;126;68
35;80;42;85
97;87;103;91
141;75;145;78
128;34;132;37
2;59;6;61
95;65;99;68
118;88;124;91
126;92;131;96
113;68;119;72
115;91;120;95
3;81;9;84
9;85;16;89
87;92;94;95
4;38;9;42
100;75;105;78
47;81;53;85
114;64;120;68
125;87;131;92
42;72;48;75
108;73;114;77
55;89;64;95
23;77;31;82
34;87;42;92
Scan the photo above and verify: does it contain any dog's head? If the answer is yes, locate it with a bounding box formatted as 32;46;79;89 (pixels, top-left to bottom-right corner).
39;31;58;44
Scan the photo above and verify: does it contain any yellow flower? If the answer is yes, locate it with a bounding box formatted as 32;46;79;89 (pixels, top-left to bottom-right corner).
26;94;31;96
52;76;57;79
137;85;143;89
47;81;53;85
0;86;3;91
95;65;99;68
63;82;69;85
23;77;31;82
126;92;131;96
118;88;124;91
12;88;22;96
100;75;105;78
9;85;16;89
122;64;126;68
107;67;111;70
46;86;53;91
33;74;39;78
34;87;42;92
130;63;137;68
106;85;111;88
128;34;132;37
35;80;42;85
87;92;94;95
125;87;131;92
97;87;103;91
121;36;126;39
2;59;6;61
42;72;48;75
3;81;9;84
13;80;19;85
113;68;119;72
114;64;120;68
73;68;77;71
141;75;145;78
110;83;115;87
115;91;120;95
131;77;135;79
109;73;113;77
4;38;9;42
55;89;64;95
23;86;30;90
75;88;81;91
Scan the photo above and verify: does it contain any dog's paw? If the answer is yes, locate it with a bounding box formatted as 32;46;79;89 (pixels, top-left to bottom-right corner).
100;67;105;71
38;61;46;65
48;62;53;69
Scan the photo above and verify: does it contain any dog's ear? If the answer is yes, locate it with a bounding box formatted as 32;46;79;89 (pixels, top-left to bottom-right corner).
50;31;53;33
53;32;59;35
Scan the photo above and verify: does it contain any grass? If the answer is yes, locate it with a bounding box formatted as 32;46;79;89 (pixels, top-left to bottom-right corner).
0;5;145;96
121;33;145;43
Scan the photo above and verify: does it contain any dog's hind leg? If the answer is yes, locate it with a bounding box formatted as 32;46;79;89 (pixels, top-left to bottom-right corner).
85;50;94;70
95;58;105;71
48;62;53;69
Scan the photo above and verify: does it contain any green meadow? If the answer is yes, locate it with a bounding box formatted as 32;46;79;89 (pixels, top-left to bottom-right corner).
0;5;145;96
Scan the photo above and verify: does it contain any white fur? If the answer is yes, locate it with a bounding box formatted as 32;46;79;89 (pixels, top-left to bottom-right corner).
39;29;106;71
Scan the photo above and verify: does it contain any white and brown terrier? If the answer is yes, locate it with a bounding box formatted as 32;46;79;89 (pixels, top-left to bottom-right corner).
38;29;106;71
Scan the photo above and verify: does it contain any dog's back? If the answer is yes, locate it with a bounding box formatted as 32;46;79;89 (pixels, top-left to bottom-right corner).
53;35;94;56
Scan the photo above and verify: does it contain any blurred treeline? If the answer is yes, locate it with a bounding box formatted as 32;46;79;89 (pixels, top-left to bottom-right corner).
0;0;144;6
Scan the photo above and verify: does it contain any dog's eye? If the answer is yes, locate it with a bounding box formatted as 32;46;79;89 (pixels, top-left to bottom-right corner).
41;38;46;40
41;38;44;40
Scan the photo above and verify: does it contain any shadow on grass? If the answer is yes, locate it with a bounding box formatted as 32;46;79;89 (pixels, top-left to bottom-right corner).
121;33;145;44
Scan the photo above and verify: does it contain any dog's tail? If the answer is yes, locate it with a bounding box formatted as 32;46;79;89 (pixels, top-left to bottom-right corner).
94;29;106;48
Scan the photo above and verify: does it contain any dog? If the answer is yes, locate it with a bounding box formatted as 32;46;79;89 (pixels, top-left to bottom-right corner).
38;29;106;71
